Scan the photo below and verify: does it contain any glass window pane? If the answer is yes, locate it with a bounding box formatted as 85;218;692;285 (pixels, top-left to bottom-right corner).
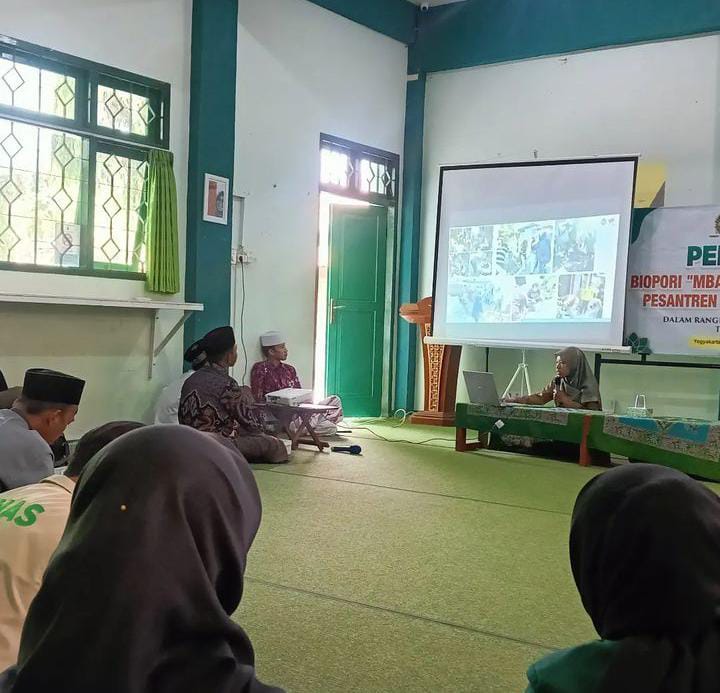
0;117;87;267
40;70;76;120
98;84;155;139
0;57;75;120
359;158;396;198
93;150;147;271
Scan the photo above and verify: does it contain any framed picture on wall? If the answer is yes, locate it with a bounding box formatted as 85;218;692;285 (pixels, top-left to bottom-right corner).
203;173;230;225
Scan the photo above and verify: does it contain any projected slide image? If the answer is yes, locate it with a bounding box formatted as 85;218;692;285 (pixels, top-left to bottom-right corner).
446;214;619;324
449;253;492;278
448;226;493;277
552;216;616;273
512;275;559;321
495;223;555;276
447;280;511;323
557;273;606;319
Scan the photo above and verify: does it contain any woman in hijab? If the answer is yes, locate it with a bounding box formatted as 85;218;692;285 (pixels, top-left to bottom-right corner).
526;463;720;693
2;425;284;693
506;346;601;410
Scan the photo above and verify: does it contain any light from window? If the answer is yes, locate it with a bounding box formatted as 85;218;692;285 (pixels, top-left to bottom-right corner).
0;57;76;120
97;85;155;138
320;138;398;202
320;148;353;189
0;117;86;267
93;151;147;272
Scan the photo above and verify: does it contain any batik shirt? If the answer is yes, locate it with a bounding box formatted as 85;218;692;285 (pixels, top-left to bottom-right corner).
250;361;301;402
179;364;263;437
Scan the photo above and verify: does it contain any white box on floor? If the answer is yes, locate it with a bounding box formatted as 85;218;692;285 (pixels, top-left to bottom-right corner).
266;388;314;406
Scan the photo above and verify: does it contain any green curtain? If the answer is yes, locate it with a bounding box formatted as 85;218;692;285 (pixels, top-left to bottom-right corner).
144;149;180;293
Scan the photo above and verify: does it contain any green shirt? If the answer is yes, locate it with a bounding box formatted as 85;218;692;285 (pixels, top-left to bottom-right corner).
526;640;621;693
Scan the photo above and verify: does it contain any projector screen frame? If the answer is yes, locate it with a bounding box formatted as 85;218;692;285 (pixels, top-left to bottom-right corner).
430;156;639;348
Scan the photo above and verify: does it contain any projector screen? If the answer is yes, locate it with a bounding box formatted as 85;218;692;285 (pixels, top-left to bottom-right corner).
432;157;638;348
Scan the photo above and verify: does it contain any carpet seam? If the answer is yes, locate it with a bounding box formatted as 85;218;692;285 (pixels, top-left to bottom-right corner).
245;575;559;653
254;468;571;517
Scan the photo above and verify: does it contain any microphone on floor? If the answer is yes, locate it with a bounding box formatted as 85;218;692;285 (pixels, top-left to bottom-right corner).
331;445;362;455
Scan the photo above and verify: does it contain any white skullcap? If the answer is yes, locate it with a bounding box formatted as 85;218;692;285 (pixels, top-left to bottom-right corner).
260;331;285;347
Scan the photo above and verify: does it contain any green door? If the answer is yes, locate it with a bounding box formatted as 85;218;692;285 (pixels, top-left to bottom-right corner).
326;204;387;417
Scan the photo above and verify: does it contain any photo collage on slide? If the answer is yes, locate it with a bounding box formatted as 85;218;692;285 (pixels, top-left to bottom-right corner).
446;215;618;324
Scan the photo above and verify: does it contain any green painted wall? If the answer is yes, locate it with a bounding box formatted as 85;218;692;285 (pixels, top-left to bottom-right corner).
305;0;417;44
395;74;426;411
185;0;238;350
411;0;720;73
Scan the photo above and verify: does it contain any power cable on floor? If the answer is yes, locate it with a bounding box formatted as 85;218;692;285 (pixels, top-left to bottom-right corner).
348;426;455;448
351;408;414;429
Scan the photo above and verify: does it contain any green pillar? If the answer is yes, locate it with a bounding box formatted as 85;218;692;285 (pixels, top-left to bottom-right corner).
185;0;238;350
394;73;426;411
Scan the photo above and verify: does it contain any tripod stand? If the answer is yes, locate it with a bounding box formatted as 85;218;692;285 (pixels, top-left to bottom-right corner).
501;349;532;400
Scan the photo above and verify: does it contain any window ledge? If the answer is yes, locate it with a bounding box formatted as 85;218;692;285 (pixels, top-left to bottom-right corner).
0;292;202;312
0;262;147;281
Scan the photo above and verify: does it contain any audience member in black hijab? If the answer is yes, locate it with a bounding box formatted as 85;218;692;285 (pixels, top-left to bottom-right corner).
526;463;720;692
2;425;284;693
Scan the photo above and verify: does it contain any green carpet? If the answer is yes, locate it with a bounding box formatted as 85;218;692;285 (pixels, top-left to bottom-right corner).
233;421;607;692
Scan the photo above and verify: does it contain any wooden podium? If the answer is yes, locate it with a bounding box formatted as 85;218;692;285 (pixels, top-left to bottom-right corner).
400;297;461;426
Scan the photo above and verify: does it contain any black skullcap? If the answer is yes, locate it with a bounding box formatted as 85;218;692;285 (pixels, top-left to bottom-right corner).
22;369;85;405
184;326;235;364
203;326;235;357
183;337;206;364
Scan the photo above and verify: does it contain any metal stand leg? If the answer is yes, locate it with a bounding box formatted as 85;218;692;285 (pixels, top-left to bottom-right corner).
502;350;532;400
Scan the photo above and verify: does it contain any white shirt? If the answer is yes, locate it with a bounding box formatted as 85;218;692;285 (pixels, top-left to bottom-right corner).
154;372;194;424
0;475;75;670
0;410;53;492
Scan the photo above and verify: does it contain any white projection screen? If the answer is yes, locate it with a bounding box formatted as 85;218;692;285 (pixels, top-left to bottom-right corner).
432;157;638;348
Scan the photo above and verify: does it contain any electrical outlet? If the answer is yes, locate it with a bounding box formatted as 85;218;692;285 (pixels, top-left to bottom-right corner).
230;247;255;264
237;247;255;264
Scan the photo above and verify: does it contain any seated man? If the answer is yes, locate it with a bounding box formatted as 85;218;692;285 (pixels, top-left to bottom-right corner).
179;326;289;464
153;328;228;425
251;331;343;435
154;371;194;425
0;420;144;670
0;385;68;465
0;369;85;492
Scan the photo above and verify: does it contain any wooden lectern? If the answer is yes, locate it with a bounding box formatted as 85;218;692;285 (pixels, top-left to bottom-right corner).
400;297;461;426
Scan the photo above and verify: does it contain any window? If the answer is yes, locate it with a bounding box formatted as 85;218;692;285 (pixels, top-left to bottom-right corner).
320;134;399;205
0;36;170;277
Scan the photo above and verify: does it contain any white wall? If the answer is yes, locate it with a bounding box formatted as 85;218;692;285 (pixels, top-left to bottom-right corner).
234;0;407;388
420;36;720;418
0;0;192;435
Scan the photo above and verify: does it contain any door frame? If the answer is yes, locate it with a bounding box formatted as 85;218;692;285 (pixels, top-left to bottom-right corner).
316;134;400;416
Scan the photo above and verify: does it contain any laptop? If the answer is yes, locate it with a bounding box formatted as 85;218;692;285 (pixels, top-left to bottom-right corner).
463;371;508;406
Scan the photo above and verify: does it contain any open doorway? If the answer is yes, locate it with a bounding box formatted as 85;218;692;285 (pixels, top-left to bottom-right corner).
314;135;399;418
